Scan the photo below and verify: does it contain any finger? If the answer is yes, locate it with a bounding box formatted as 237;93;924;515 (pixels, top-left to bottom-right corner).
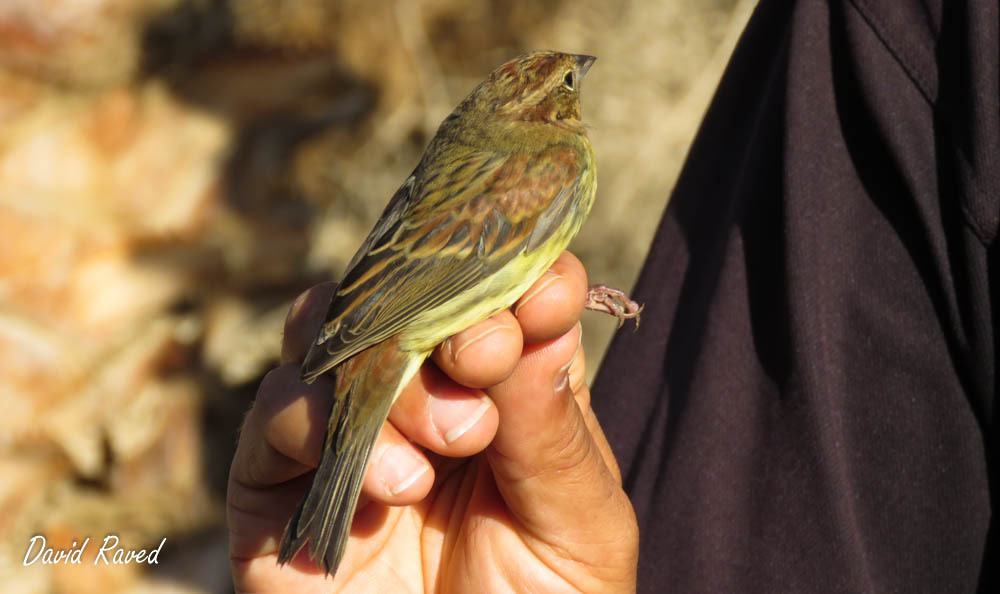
485;323;638;579
394;252;585;461
234;363;435;506
381;307;519;461
361;419;436;503
281;282;337;364
513;251;588;344
388;361;499;457
228;363;333;562
231;363;331;489
581;402;623;485
432;310;523;388
561;342;623;484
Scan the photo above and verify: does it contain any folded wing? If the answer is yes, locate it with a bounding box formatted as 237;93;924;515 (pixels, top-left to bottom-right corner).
301;144;584;382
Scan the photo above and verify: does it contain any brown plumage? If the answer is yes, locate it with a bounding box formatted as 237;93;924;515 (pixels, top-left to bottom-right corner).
279;50;605;577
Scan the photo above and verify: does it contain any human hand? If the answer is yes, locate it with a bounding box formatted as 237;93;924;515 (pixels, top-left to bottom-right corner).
227;251;638;593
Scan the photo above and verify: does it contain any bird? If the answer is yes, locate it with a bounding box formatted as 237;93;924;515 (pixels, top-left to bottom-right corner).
277;50;641;577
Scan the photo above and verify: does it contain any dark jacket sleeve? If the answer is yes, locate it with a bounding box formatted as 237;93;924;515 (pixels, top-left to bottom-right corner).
591;0;998;592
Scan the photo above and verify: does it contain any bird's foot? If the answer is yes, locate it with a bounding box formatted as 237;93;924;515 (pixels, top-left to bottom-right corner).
585;284;644;330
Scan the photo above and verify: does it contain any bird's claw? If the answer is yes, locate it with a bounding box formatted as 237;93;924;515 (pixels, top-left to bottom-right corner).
585;284;644;330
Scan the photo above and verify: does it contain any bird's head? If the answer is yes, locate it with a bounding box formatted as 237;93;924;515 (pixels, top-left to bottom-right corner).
460;51;596;129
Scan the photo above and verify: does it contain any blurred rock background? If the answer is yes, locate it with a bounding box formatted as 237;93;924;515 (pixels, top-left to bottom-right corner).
0;0;754;591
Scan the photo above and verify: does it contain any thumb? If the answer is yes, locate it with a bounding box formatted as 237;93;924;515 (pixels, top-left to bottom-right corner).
484;323;638;582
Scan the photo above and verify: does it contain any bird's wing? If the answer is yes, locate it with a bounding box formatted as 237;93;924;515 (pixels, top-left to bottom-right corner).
302;144;585;380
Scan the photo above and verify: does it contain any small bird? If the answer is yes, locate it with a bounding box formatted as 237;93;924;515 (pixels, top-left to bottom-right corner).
278;50;641;577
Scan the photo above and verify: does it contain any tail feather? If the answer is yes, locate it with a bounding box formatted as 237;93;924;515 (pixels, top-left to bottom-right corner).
277;399;381;573
277;338;423;576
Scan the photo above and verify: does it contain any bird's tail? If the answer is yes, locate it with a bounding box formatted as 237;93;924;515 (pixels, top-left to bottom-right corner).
277;337;421;576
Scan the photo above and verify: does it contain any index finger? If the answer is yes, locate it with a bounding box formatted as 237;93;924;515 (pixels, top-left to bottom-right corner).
281;281;337;365
512;251;588;344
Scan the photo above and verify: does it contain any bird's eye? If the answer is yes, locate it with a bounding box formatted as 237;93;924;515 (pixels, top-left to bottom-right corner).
563;71;574;90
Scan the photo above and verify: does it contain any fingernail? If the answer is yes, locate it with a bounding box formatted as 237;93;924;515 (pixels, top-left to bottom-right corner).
554;370;570;392
430;395;492;444
447;319;513;364
557;332;580;378
571;323;583;359
378;445;429;496
514;271;564;317
555;324;584;392
554;334;579;393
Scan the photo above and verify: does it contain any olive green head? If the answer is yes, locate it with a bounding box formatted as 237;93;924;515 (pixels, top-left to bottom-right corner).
458;51;596;127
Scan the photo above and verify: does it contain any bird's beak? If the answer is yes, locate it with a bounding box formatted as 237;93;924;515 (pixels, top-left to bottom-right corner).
573;54;596;79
